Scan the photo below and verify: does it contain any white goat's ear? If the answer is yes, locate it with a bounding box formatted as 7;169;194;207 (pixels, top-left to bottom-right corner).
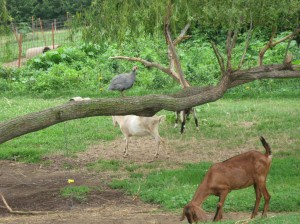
112;116;117;127
158;115;166;122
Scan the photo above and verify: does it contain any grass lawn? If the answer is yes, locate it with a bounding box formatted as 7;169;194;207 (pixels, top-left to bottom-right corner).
0;95;299;221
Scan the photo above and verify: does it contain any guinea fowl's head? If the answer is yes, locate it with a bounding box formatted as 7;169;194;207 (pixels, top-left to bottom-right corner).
132;66;138;71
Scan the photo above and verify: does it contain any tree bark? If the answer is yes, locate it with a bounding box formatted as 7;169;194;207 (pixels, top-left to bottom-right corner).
0;64;299;144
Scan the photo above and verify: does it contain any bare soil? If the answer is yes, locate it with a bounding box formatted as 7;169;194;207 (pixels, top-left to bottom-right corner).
0;137;281;223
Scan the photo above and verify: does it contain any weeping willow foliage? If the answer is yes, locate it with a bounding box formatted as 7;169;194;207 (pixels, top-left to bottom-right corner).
0;0;11;34
79;0;299;44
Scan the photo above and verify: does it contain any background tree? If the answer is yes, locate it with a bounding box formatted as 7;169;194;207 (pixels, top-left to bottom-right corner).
6;0;92;22
0;0;11;34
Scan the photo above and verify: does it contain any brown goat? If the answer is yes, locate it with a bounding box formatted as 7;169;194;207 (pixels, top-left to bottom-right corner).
180;136;272;223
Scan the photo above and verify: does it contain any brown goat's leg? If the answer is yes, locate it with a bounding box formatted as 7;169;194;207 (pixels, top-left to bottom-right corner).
260;185;271;217
251;184;262;218
213;191;229;221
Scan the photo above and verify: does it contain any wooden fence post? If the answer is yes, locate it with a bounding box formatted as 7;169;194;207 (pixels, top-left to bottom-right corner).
52;22;55;49
18;34;22;68
31;16;35;42
39;18;46;46
12;24;23;68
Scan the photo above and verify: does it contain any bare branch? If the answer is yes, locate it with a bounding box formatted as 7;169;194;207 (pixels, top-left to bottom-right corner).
211;41;225;74
259;28;300;66
226;31;233;54
164;5;189;88
226;31;238;71
238;18;253;69
258;27;276;66
173;23;191;46
109;56;180;83
0;193;47;215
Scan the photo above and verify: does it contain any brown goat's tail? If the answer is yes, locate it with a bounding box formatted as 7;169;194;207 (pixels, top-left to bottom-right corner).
260;136;271;156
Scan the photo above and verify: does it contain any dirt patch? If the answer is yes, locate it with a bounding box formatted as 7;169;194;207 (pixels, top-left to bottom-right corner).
2;58;27;68
0;137;285;223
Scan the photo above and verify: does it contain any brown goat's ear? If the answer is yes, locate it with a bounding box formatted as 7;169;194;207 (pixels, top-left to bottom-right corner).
180;206;189;221
180;205;194;223
180;209;186;221
193;205;208;222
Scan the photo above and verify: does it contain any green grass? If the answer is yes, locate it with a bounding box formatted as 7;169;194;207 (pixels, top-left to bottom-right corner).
207;213;300;224
87;159;121;172
0;95;299;218
164;97;300;153
0;96;299;162
0;97;117;162
110;156;300;212
60;185;91;202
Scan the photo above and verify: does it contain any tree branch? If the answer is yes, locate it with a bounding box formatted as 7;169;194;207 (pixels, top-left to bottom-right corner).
1;64;299;145
164;5;189;88
211;41;225;74
226;31;238;71
259;28;300;66
238;19;253;69
109;56;180;83
173;23;191;46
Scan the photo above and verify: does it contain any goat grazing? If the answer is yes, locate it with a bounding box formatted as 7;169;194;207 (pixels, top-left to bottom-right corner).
112;115;168;158
175;107;199;134
180;136;272;223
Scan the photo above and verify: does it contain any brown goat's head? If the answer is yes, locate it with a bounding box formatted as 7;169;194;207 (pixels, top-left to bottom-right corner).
180;203;207;223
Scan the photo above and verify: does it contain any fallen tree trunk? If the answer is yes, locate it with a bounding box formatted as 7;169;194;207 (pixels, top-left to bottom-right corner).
0;64;299;145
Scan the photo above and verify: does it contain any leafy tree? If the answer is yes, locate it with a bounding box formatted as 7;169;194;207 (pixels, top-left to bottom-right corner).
82;0;299;44
7;0;92;22
0;0;11;34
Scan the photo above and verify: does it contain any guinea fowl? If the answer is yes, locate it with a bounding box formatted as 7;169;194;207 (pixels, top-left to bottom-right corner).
108;66;138;97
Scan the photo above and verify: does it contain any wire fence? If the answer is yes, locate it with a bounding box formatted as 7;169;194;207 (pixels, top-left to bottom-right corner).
0;17;82;68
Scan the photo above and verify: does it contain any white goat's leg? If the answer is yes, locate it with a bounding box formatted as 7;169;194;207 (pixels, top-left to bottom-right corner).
174;111;179;128
154;141;160;158
123;137;129;157
160;137;169;158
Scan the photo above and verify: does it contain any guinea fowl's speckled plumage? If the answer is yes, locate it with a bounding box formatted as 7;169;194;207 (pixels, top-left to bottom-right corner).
108;66;138;96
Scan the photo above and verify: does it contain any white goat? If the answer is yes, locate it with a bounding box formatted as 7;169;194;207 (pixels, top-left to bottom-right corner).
112;115;168;158
69;96;91;101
